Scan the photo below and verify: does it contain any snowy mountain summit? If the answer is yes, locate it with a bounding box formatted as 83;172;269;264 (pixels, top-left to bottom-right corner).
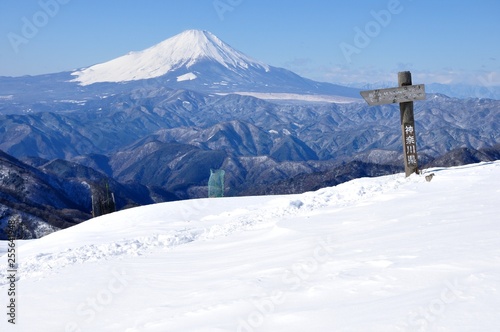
72;29;270;85
70;29;360;100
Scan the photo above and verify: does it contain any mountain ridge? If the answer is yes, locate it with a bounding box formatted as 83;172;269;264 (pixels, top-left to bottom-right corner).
0;150;179;240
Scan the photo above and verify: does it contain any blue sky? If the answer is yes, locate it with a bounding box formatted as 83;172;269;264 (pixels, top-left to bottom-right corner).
0;0;499;86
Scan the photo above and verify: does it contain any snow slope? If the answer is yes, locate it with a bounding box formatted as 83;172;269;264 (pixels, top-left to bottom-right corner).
1;162;500;331
72;30;269;85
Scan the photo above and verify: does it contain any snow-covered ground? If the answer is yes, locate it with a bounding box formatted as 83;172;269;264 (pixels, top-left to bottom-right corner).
1;162;499;331
216;92;361;104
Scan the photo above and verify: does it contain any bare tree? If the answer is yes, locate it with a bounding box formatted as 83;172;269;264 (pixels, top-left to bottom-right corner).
91;182;116;218
7;214;32;240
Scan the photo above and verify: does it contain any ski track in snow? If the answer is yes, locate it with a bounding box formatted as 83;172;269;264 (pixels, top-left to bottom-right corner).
0;172;415;284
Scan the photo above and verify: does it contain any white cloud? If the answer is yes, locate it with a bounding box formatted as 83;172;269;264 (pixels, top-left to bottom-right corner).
293;64;500;87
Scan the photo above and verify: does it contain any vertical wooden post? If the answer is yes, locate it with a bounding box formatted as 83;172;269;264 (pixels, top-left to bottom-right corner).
398;71;419;177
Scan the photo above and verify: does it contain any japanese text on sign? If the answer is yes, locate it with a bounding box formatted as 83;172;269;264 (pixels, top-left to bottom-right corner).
403;123;417;165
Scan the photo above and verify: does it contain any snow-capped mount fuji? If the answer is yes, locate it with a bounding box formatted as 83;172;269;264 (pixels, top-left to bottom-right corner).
71;29;360;100
72;30;270;85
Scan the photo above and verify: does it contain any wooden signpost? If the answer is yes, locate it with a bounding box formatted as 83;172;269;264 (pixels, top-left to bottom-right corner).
360;71;425;177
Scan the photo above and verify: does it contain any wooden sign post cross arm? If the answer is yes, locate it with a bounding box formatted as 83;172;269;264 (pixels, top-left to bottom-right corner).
360;71;426;177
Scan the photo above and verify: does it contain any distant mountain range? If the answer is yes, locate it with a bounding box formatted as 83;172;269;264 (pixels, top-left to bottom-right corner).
0;29;499;239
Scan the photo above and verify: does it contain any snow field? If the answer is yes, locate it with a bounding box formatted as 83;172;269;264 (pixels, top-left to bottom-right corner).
1;161;499;331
